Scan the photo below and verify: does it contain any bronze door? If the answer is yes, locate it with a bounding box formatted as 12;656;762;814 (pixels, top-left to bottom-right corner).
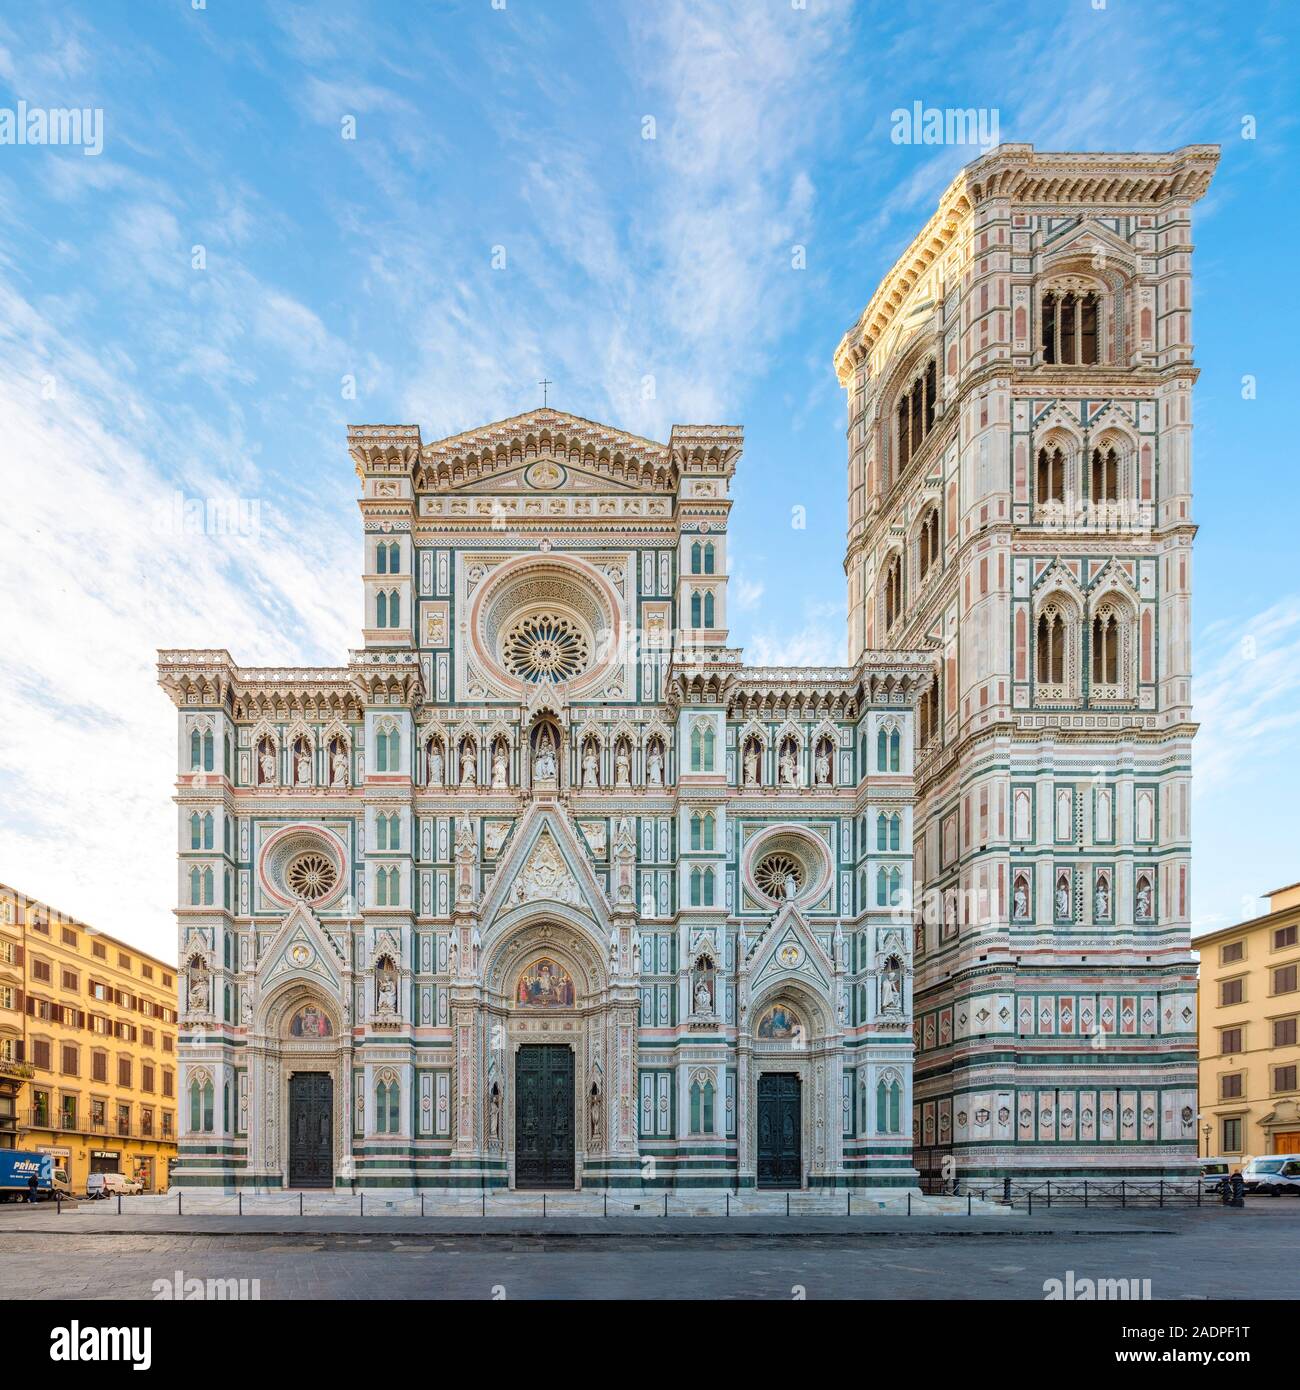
514;1045;575;1188
288;1072;333;1189
757;1072;801;1188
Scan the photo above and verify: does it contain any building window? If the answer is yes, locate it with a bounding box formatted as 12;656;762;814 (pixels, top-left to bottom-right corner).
92;1051;108;1082
1036;445;1065;506
1221;940;1245;964
1091;607;1121;687
689;1078;715;1134
1220;978;1244;1007
32;959;51;983
917;508;940;581
1222;1117;1242;1153
876;726;901;773
1041;288;1100;365
376;1076;400;1135
61;968;78;991
61;926;77;946
690;540;715;575
32;1089;50;1126
189;1079;214;1134
875;1076;901;1134
689;723;715;773
1220;1073;1243;1100
689;866;716;908
1036;608;1067;686
116;1103;131;1136
1273;965;1298;996
61;1045;78;1076
60;1094;77;1129
883;553;903;630
1274;1018;1297;1048
32;1039;51;1070
1274;1065;1298;1094
1276;925;1299;950
895;358;937;472
1090;444;1119;503
1220;1027;1243;1055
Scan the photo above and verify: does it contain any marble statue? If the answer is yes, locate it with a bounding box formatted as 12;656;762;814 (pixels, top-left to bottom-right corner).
1095;880;1110;918
428;743;444;786
296;751;312;785
694;979;713;1014
1056;881;1070;918
534;731;557;782
784;871;799;901
647;744;663;787
331;750;349;787
491;746;508;789
377;972;398;1014
589;1086;602;1146
460;744;477;787
489;1085;501;1142
582;746;599;788
779;747;798;787
615;745;631;787
743;745;759;787
188;970;209;1013
815;748;831;786
881;958;902;1013
1136;881;1152;919
259;750;276;785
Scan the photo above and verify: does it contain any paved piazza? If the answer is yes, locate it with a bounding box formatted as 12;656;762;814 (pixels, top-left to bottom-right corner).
0;1202;1295;1301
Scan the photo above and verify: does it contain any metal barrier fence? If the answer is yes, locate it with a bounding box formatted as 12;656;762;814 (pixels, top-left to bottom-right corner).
918;1177;1206;1209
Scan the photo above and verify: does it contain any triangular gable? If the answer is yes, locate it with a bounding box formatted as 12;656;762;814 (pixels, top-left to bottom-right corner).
746;902;833;996
479;802;610;925
1042;217;1134;268
257;901;344;993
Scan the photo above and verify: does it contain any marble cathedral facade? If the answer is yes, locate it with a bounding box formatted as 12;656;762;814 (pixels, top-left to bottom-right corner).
160;414;931;1192
834;144;1218;1177
160;143;1215;1192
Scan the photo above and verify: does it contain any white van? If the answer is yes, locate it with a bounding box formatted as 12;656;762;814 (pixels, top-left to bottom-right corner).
100;1172;143;1196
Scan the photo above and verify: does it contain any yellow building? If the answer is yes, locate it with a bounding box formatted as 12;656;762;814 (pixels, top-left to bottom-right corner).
1196;882;1300;1160
0;883;179;1192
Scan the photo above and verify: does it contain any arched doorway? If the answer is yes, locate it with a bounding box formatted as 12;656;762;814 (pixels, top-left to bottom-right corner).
252;986;346;1192
480;912;613;1191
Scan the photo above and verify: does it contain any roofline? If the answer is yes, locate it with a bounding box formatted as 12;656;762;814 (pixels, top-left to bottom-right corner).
0;881;179;972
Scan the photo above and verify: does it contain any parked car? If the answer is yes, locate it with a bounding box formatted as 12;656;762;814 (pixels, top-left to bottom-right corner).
1241;1156;1300;1196
1198;1158;1231;1194
84;1173;109;1200
99;1172;144;1196
0;1150;72;1202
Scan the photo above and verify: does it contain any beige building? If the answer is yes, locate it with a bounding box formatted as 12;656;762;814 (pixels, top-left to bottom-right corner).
0;884;179;1192
1196;883;1300;1159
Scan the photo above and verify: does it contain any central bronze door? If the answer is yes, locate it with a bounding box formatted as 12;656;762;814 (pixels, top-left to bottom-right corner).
757;1072;802;1188
288;1072;333;1189
514;1045;575;1188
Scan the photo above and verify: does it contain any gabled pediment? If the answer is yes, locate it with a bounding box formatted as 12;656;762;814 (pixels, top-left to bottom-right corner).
416;409;675;495
745;902;833;994
480;803;610;925
257;901;345;993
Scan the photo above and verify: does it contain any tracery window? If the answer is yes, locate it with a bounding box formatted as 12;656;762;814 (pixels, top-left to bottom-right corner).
690;1077;715;1134
690;865;716;907
375;721;400;773
917;507;940;581
875;811;901;852
883;553;903;630
876;1076;901;1134
189;727;214;772
690;811;715;852
1036;445;1066;505
690;541;715;575
690;722;715;772
1091;444;1120;504
375;1074;400;1134
876;724;901;772
1091;607;1121;687
1035;599;1078;697
895;357;937;471
690;589;716;628
376;540;400;574
1041;289;1101;365
376;589;400;629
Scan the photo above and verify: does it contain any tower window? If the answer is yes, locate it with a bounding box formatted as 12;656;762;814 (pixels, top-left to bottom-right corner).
1041;289;1101;365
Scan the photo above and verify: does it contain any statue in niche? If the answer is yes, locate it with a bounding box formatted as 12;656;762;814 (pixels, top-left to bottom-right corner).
447;935;458;977
1136;879;1152;920
784;870;799;901
880;956;903;1014
491;744;508;789
1055;878;1071;919
258;743;277;786
779;743;798;787
614;742;631;788
589;1082;602;1147
608;928;618;970
331;746;350;787
187;967;210;1014
1095;878;1110;919
694;978;713;1014
647;742;663;788
428;740;444;787
460;743;477;787
533;728;557;784
1013;879;1029;920
691;955;715;1015
743;743;760;787
582;743;599;788
296;745;312;785
376;963;398;1015
815;744;832;786
489;1083;501;1143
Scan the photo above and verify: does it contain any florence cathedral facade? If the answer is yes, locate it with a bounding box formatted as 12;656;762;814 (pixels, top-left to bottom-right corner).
160;144;1217;1191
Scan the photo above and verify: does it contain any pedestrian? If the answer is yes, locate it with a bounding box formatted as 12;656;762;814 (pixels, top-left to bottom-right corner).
27;1171;38;1204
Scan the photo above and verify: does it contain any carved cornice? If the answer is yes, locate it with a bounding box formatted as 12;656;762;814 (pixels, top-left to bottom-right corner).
157;648;422;714
834;144;1219;381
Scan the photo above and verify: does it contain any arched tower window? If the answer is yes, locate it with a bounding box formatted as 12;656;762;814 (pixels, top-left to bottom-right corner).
1036;445;1066;505
895;357;937;473
1041;288;1101;365
918;507;940;581
1091;444;1120;503
883;554;903;630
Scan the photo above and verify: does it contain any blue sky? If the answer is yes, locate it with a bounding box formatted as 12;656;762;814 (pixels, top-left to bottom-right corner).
0;0;1296;959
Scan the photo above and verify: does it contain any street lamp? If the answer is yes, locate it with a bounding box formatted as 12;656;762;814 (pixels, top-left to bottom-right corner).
1202;1121;1212;1157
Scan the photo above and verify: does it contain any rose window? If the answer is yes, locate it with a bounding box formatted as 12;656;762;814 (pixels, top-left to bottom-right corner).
502;612;590;683
286;852;339;902
755;853;805;902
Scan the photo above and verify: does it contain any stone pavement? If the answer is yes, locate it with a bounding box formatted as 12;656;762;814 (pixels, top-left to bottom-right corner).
0;1204;1295;1300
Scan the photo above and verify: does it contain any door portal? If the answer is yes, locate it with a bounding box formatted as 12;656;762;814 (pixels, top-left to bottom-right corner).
288;1072;333;1189
514;1045;576;1188
756;1072;802;1188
